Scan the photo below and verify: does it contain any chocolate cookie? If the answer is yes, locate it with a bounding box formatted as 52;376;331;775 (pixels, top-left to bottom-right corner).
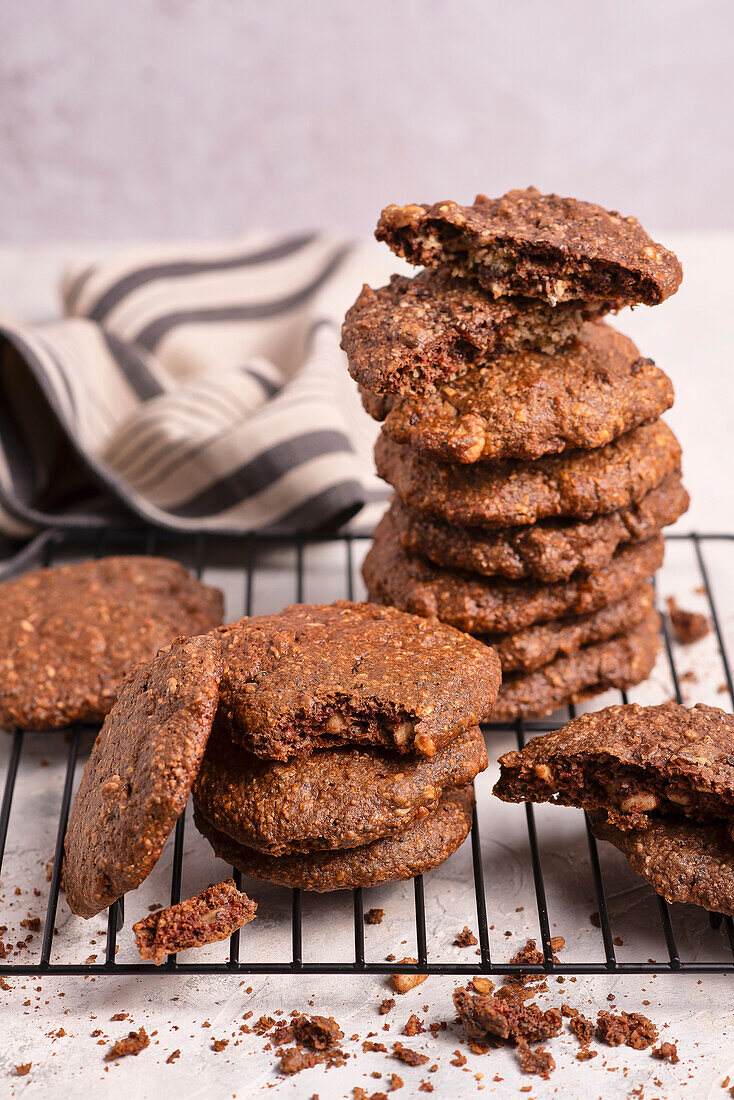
193;723;487;856
376;188;682;306
366;322;673;462
375;420;682;528
363;511;664;633
0;556;223;730
589;813;734;917
133;879;257;964
341;269;611;395
214;601;500;761
486;582;656;673
64;634;222;919
389;475;688;582
194;786;474;892
490;610;660;722
494;702;734;832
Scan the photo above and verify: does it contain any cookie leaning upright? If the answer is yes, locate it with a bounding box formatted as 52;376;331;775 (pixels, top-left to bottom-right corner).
64;633;222;918
345;187;687;720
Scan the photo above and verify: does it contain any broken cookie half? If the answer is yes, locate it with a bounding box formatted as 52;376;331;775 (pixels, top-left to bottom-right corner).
494;701;734;915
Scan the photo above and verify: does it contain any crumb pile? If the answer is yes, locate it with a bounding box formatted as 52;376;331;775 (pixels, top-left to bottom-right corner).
343;188;689;718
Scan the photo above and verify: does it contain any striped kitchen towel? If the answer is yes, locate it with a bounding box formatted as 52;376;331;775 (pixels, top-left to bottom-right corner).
0;234;395;541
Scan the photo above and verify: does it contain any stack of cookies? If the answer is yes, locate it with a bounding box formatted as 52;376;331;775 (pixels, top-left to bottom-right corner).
192;602;501;891
342;188;689;720
64;601;501;914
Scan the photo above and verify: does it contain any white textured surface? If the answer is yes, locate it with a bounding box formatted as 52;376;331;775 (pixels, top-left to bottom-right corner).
2;0;734;240
0;236;732;1098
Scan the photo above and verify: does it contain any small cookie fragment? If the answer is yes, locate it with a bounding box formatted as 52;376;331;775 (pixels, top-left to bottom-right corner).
595;1010;658;1049
518;1042;555;1079
133;879;256;964
652;1041;679;1063
453;988;562;1044
667;597;710;645
105;1028;150;1061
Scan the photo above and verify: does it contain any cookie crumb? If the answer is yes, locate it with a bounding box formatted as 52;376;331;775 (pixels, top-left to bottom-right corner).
652;1041;679;1063
392;1042;429;1066
104;1028;150;1061
455;926;478;947
365;908;384;925
667;597;710;645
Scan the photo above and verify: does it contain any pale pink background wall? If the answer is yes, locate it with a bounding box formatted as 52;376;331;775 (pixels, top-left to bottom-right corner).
1;0;732;241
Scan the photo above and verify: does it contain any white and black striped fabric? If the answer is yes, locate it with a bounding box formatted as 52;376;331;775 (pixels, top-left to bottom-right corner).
0;234;394;540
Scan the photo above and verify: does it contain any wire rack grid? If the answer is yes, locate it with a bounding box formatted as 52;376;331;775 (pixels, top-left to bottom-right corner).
0;527;732;980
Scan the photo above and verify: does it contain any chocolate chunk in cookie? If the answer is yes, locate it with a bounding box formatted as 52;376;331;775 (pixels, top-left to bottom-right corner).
491;610;660;722
0;556;223;730
363;511;663;634
376;188;682;306
486;582;656;673
193;723;487;856
133;879;257;964
342;269;611;395
64;634;222;918
389;475;688;582
214;601;500;761
589;813;734;916
375;420;681;529
194;786;474;892
494;702;734;832
366;322;673;462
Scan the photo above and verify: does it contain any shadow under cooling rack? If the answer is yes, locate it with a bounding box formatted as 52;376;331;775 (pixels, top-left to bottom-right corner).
0;527;733;978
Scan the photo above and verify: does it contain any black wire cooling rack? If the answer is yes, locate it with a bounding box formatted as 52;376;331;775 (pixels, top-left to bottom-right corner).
0;527;732;979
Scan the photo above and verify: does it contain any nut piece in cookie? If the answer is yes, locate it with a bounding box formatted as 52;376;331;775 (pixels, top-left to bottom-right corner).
63;634;222;918
376;188;682;306
341;268;612;396
369;321;674;462
494;702;734;833
193;786;474;893
214;601;500;760
133;879;256;964
192;723;487;855
375;420;682;529
590;812;734;917
0;556;223;730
